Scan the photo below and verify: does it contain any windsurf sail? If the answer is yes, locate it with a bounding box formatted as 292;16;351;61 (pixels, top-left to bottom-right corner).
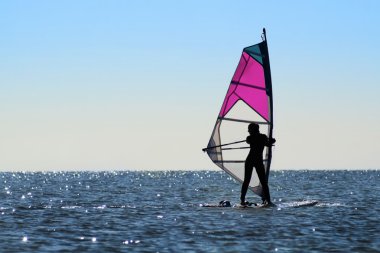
203;28;273;198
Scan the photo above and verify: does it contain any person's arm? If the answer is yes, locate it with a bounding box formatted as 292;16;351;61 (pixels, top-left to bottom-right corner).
264;135;276;146
267;137;276;146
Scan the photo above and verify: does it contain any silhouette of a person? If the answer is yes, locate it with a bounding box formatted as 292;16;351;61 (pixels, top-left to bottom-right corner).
241;123;275;206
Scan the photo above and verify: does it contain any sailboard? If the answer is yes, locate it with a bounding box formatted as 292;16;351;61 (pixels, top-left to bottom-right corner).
203;28;274;199
200;200;319;209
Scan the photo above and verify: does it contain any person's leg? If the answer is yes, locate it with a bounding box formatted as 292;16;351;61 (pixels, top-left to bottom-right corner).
241;161;254;204
255;162;271;203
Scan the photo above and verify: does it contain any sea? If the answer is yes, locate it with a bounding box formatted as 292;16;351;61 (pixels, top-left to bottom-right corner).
0;170;379;253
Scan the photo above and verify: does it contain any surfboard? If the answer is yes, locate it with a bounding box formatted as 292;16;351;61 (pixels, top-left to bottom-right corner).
201;200;318;209
234;203;272;208
200;203;266;209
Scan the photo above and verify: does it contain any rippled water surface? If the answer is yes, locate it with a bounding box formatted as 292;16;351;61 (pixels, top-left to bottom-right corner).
0;170;379;252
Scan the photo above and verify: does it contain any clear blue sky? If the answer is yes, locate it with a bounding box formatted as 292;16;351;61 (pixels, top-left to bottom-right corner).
1;0;379;170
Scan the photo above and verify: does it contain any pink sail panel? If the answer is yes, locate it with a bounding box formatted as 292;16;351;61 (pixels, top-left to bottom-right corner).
233;52;265;88
219;52;268;121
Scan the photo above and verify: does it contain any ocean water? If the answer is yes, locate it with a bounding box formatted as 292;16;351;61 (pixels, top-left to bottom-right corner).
0;170;379;253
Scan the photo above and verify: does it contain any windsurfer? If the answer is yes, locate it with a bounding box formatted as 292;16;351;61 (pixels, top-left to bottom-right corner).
241;123;276;206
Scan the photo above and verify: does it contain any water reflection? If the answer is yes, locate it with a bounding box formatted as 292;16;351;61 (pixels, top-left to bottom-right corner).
0;170;378;252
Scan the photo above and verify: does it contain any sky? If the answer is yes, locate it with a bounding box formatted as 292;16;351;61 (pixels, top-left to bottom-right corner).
1;0;379;171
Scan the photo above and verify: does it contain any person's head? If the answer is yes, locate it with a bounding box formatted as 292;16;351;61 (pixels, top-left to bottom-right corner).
248;123;259;135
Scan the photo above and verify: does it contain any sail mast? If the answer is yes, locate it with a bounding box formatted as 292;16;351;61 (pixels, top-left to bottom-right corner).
261;28;274;181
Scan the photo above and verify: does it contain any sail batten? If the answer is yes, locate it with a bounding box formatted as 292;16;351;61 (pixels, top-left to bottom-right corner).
204;29;274;197
219;117;270;124
231;81;267;90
